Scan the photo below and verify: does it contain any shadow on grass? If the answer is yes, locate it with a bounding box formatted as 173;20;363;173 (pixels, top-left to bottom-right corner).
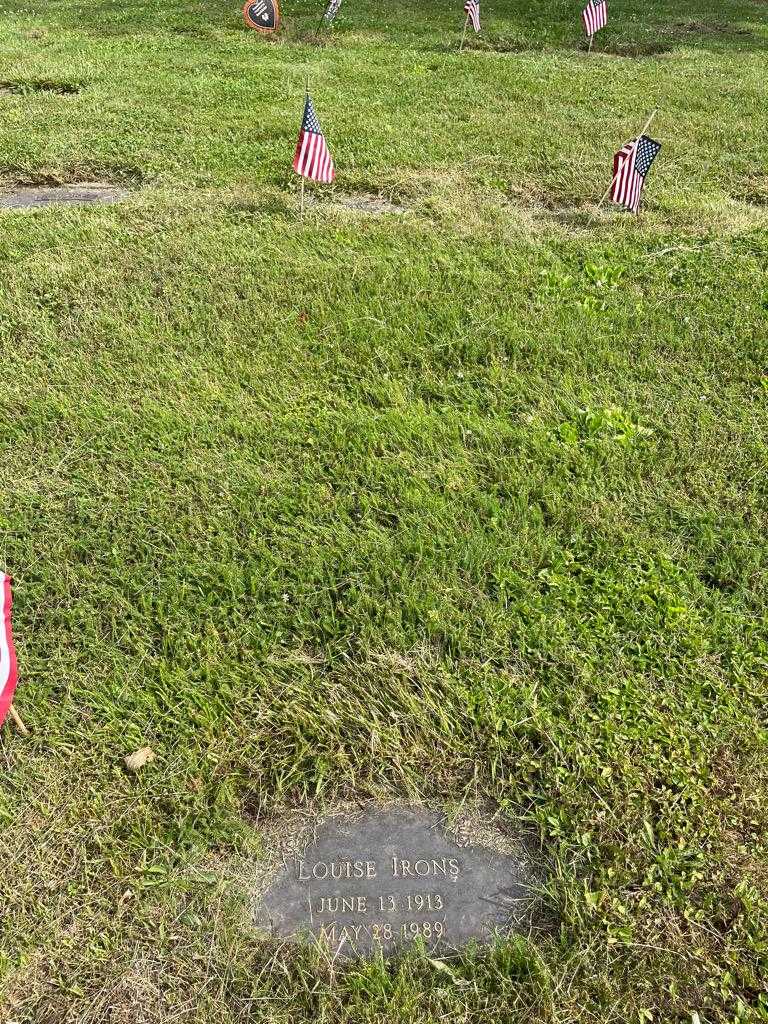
734;175;768;208
0;78;83;95
582;40;675;56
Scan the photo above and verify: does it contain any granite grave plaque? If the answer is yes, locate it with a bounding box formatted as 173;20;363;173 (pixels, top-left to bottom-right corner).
256;806;538;957
0;184;128;209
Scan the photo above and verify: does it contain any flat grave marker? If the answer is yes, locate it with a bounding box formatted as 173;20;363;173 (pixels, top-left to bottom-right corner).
0;183;128;210
255;805;539;958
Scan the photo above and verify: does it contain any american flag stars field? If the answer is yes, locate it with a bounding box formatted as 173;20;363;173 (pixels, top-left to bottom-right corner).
610;134;662;213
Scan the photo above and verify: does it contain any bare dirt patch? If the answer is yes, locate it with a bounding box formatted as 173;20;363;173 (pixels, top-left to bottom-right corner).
0;182;129;209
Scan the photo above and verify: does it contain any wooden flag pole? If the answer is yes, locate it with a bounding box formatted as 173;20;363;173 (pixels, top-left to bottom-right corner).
587;32;594;53
459;14;469;51
595;108;658;211
8;704;29;736
638;107;659;138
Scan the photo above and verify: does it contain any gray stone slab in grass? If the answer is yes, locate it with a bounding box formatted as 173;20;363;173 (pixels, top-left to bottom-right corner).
0;183;128;209
336;192;408;214
255;805;540;959
308;192;409;214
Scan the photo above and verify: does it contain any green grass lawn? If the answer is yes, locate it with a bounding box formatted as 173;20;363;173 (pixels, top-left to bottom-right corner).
0;0;767;1019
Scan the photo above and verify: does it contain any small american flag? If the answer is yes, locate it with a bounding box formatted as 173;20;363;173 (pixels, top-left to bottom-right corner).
323;0;341;23
464;0;480;33
0;574;18;728
581;0;607;36
610;134;661;213
293;95;335;184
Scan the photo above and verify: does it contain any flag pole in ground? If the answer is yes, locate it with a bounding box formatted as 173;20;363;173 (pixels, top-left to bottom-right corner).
459;13;469;51
314;3;326;36
8;704;28;735
293;78;335;213
300;72;309;219
595;108;658;211
581;0;606;54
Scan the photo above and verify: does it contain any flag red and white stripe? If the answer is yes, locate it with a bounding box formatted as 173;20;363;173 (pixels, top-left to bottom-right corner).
610;134;662;213
293;95;335;184
464;0;481;32
0;574;18;728
582;0;607;36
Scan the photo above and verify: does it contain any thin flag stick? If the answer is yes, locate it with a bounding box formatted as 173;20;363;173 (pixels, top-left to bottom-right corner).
587;32;594;53
8;704;28;736
595;108;658;211
459;13;469;51
314;2;327;37
299;70;309;219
